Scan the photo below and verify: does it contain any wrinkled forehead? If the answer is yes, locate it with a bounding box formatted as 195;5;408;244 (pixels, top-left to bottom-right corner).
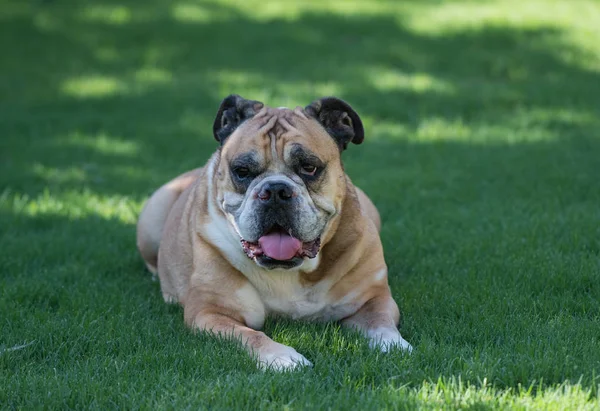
220;106;339;163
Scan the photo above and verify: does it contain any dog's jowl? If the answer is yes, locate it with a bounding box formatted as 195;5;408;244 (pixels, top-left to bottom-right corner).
136;95;412;370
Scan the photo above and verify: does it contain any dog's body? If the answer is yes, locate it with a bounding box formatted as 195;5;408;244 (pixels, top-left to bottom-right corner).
137;96;411;369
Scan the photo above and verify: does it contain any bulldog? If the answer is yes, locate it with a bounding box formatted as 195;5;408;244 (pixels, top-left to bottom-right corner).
136;95;412;370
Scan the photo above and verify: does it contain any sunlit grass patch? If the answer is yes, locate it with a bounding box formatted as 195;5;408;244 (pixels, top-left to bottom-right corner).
385;379;598;410
79;5;132;25
57;132;140;156
61;75;126;98
198;0;407;21
31;164;88;186
367;68;455;95
171;3;215;23
60;70;173;99
1;189;140;224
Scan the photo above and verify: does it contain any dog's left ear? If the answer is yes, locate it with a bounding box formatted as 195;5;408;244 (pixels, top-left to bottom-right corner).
305;97;364;151
213;94;264;145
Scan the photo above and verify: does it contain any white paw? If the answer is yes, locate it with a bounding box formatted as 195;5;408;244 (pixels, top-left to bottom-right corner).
367;327;413;353
258;344;312;371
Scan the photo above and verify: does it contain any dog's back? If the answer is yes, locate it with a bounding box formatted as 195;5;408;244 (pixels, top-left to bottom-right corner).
136;168;203;274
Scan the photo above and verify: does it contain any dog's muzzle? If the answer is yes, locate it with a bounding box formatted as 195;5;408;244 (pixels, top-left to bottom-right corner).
238;180;321;267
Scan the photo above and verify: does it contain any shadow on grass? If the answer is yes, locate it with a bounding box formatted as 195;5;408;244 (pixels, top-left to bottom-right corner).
1;0;599;396
1;0;599;197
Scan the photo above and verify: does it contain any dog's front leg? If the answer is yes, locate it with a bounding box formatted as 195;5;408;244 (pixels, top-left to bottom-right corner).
183;287;312;371
341;293;412;352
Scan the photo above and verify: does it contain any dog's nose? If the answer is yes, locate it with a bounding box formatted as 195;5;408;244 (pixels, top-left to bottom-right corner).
257;181;294;204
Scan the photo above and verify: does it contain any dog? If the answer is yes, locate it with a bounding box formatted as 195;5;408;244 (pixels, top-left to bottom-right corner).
136;95;412;370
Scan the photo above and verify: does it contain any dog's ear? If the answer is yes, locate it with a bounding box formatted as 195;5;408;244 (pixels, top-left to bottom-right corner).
213;94;264;145
305;97;364;151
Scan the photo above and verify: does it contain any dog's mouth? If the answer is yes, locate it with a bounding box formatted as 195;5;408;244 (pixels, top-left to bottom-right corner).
240;225;321;262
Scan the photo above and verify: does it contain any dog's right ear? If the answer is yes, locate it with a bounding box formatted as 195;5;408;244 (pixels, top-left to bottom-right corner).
213;94;264;145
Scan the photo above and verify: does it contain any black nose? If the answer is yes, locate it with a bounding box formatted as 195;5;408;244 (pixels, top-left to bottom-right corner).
257;181;294;204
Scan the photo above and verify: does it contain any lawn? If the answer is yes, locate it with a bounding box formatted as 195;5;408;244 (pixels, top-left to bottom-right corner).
1;0;600;409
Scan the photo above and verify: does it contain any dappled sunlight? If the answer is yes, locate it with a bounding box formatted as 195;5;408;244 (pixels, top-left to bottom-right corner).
2;0;600;406
60;68;172;99
368;117;486;144
134;67;173;86
196;0;407;21
408;0;600;33
79;5;132;25
414;118;472;142
205;70;272;101
61;75;126;98
1;190;141;224
367;105;596;144
510;107;599;130
57;132;140;156
171;3;216;23
406;0;600;72
207;69;342;104
367;67;455;95
367;108;600;145
6;0;598;125
367;121;412;141
32;164;88;186
7;131;150;197
381;378;597;410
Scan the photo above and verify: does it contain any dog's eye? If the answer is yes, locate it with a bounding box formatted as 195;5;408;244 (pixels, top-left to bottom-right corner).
300;164;317;176
234;167;250;179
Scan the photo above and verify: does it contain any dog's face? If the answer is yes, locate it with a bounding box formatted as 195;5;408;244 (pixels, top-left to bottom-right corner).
211;95;364;270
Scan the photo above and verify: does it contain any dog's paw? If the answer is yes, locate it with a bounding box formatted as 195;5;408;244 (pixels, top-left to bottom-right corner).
258;344;312;371
367;327;413;353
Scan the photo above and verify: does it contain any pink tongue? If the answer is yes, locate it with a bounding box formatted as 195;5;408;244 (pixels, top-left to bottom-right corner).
258;231;302;260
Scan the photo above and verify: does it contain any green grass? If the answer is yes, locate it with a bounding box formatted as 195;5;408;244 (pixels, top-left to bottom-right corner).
1;0;600;409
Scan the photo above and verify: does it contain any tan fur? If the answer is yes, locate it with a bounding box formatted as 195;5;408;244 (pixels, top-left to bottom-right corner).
355;187;381;232
136;105;411;370
136;168;202;274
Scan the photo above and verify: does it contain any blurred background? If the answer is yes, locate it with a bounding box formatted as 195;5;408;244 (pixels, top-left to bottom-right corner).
2;0;599;198
3;0;599;275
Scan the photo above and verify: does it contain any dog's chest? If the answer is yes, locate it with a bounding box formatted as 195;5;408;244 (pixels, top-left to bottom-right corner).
245;271;354;321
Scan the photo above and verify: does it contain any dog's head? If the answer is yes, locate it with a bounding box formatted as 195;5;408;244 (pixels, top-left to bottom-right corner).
212;95;364;270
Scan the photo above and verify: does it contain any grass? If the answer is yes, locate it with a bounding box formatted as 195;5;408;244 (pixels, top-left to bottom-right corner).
1;0;600;409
